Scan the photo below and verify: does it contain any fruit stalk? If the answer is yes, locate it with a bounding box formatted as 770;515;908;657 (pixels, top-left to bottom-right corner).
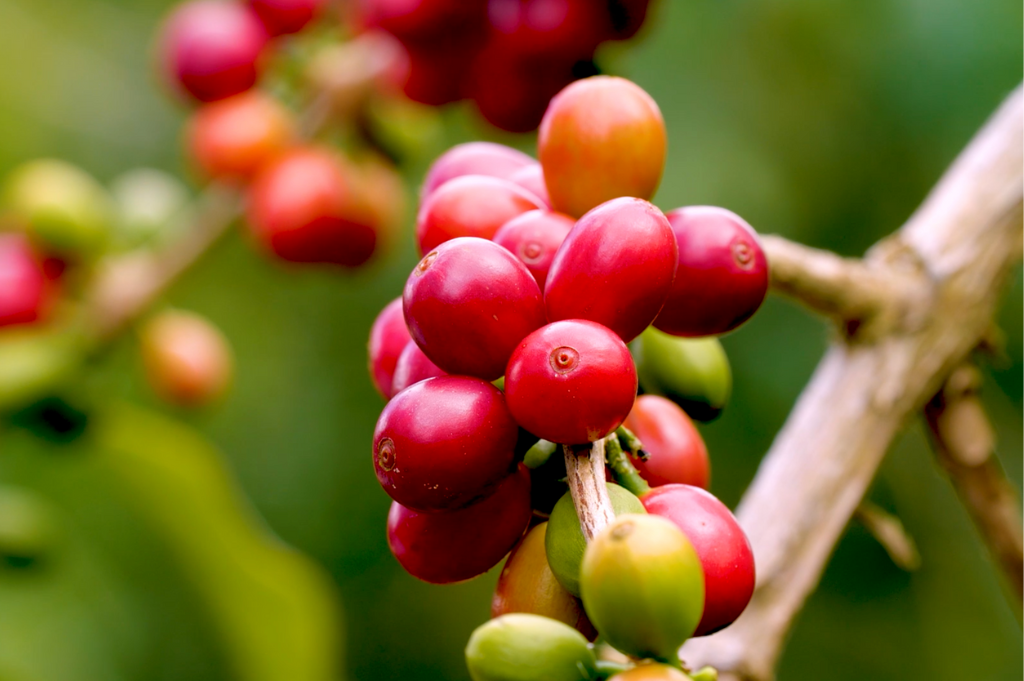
604;433;651;498
563;440;616;542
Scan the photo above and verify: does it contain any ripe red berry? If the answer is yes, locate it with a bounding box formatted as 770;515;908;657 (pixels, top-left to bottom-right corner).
539;76;666;217
0;234;51;328
505;320;637;444
420;142;534;199
248;0;324;36
404;237;546;380
159;0;268;103
641;484;755;636
622;395;709;489
140;310;234;407
247;147;378;267
367;297;412;398
387;463;532;584
493;209;573;291
187;91;294;181
415;176;545;255
358;0;486;42
654;206;769;337
398;37;474;106
373;375;519;511
544;197;677;343
390;340;445;395
508;163;550;207
487;0;606;61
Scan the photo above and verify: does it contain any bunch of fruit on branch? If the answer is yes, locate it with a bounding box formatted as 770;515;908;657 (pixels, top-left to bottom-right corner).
366;76;768;679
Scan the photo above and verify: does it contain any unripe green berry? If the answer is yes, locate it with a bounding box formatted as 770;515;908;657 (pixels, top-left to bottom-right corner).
465;613;598;681
631;327;731;422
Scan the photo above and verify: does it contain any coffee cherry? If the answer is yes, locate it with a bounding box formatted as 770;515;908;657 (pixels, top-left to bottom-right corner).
580;514;705;660
359;0;486;42
110;169;191;249
641;484;755;636
415;176;545;255
492;523;596;639
544;198;676;343
387;463;531;584
2;159;113;261
421;142;535;199
373;376;518;511
0;234;51;329
508;163;550;207
465;613;597;681
140;310;233;407
487;0;607;61
654;207;768;337
545;483;645;596
505;320;637;445
538;76;666;217
607;664;691;681
247;147;378;267
367;297;412;398
248;0;324;36
390;339;445;396
187;91;294;181
403;237;545;380
632;327;731;422
398;37;475;106
492;210;573;291
623;395;709;489
158;1;268;103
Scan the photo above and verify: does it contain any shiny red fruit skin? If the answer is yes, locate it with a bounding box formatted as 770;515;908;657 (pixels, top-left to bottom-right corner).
622;395;709;489
415;175;545;255
160;1;268;103
505;320;637;445
420;142;534;199
404;237;546;380
387;463;532;584
360;0;486;42
654;206;769;338
249;0;324;36
487;0;607;61
373;376;518;511
508;163;550;207
0;234;51;328
367;297;412;398
493;210;573;292
641;484;755;636
544;197;677;343
247;147;377;267
390;340;445;396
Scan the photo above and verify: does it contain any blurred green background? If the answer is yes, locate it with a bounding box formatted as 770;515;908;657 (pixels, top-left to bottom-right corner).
0;0;1021;680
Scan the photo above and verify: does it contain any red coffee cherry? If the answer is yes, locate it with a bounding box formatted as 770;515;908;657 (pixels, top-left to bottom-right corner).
390;339;445;395
486;0;607;61
248;0;324;36
420;142;534;200
403;237;546;380
398;37;475;106
373;376;518;511
493;210;573;291
622;395;709;489
358;0;486;42
140;310;234;407
508;163;550;207
247;147;378;267
187;91;294;181
641;484;755;636
544;197;677;343
0;234;51;328
492;522;597;640
538;76;666;217
387;463;532;584
158;0;268;103
505;320;637;445
367;297;412;399
415;176;545;255
654;206;769;337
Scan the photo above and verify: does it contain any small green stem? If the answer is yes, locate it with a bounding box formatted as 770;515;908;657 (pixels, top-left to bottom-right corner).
616;426;649;461
605;435;651;497
594;660;633;679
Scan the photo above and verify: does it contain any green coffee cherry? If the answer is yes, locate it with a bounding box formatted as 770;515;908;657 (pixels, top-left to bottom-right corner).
631;327;731;422
2;159;114;259
110;168;191;249
546;483;646;597
465;613;598;681
0;486;59;566
580;514;705;661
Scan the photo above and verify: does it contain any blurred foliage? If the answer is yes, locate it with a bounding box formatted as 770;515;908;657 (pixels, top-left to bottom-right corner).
0;1;1021;680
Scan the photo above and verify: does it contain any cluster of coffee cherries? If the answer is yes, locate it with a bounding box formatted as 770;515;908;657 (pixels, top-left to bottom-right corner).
0;160;232;409
366;75;767;678
156;0;404;268
349;0;653;132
